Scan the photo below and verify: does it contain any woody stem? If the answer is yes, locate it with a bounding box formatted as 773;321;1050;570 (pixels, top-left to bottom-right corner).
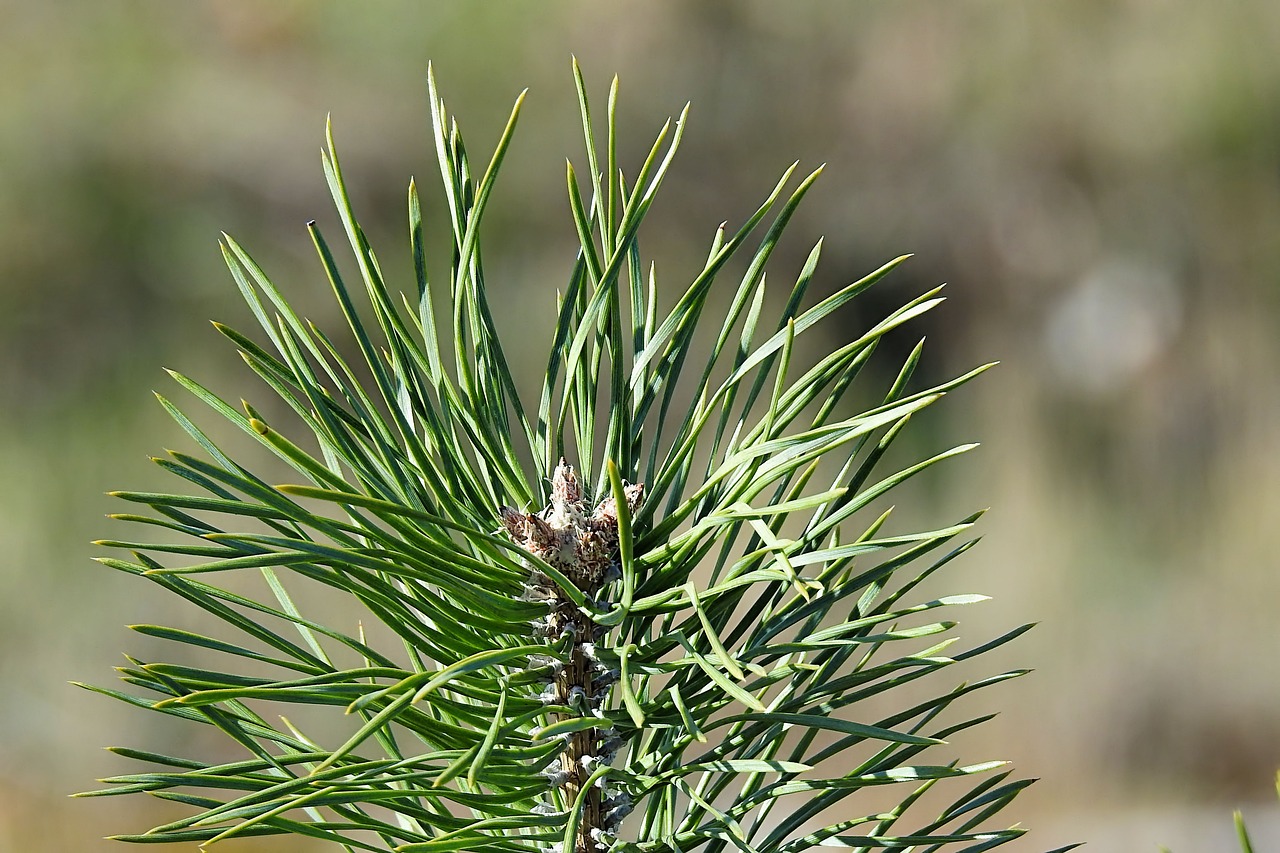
556;602;602;853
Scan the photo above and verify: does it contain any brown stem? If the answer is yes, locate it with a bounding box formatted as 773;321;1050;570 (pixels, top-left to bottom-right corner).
501;461;642;853
556;604;601;853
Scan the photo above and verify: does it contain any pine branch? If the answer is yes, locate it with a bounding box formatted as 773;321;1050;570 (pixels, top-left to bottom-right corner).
81;62;1040;853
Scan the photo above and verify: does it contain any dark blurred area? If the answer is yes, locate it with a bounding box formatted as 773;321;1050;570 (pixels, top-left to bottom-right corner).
3;2;1278;850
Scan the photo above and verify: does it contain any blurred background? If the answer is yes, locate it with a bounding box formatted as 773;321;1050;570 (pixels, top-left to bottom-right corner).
2;1;1278;850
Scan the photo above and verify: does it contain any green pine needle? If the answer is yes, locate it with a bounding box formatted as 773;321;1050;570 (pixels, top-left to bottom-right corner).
84;62;1035;853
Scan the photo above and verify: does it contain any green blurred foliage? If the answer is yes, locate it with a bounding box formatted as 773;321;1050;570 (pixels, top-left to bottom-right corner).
2;1;1279;850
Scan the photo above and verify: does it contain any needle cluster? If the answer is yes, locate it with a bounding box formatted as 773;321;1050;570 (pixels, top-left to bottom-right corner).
79;62;1055;853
